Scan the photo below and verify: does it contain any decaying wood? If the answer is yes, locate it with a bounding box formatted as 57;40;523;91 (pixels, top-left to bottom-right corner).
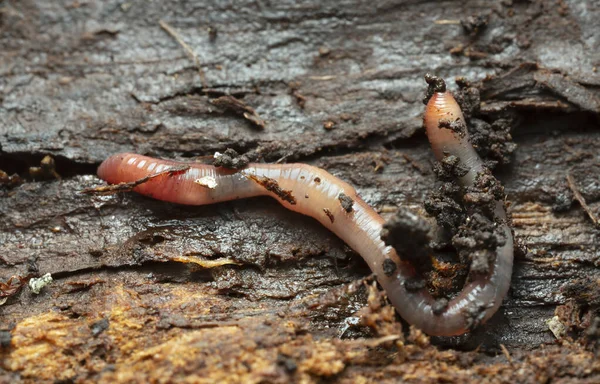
1;0;600;382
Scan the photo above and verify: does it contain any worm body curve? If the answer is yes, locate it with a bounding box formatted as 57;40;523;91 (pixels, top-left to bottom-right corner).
96;85;513;336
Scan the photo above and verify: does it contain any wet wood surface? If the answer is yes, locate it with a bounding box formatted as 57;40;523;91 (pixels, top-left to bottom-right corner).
1;0;600;382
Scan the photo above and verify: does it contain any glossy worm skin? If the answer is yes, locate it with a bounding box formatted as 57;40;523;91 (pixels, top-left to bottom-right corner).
96;91;513;336
423;91;514;334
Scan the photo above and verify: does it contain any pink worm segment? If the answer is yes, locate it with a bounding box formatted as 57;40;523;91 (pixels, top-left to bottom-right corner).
97;93;512;336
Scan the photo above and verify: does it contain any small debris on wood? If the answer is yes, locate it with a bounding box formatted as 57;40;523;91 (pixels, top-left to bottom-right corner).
0;275;29;301
500;344;514;366
546;315;567;339
171;254;239;268
434;19;461;25
323;120;336;130
159;19;207;88
322;114;360;131
81;165;189;195
90;318;110;336
567;171;600;228
318;46;331;56
289;81;307;109
358;281;402;337
461;14;489;36
29;155;61;180
210;95;266;129
0;169;22;186
28;273;53;294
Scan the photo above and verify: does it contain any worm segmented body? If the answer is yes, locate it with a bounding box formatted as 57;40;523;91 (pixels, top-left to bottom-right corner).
97;82;513;336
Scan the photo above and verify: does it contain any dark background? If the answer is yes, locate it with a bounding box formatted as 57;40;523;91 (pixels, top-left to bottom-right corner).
1;0;599;382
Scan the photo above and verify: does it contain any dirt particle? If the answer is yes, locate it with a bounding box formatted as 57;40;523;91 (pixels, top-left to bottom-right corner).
426;154;508;283
454;81;480;121
29;155;61;180
381;207;432;271
323;120;336;130
210;95;266;129
323;208;334;223
88;249;103;258
476;170;503;196
432;298;449;315
453;78;517;167
314;177;321;183
289;81;306;109
404;277;426;292
90;318;110;336
438;117;467;137
452;213;506;276
467;118;517;168
213;148;250;170
318;46;330;56
424;187;465;231
455;76;471;89
423;74;447;104
248;175;297;205
0;330;11;349
433;154;470;181
469;169;505;211
338;193;354;212
0;169;22;186
382;258;397;277
461;14;488;36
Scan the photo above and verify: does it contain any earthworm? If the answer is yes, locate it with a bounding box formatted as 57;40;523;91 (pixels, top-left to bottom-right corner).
96;79;513;336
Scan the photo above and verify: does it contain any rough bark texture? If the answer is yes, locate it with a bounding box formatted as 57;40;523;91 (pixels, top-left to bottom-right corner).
1;0;600;382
